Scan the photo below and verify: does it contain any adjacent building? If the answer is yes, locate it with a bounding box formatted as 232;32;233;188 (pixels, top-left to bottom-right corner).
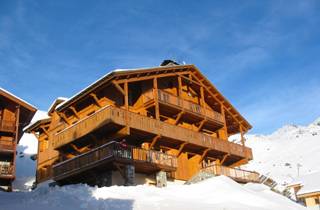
287;171;320;208
26;61;258;187
0;88;37;191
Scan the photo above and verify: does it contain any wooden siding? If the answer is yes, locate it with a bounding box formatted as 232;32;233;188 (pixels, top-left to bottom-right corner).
0;139;15;152
52;106;252;160
0;120;16;133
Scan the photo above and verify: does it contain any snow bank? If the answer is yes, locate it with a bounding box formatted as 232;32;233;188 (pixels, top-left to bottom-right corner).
0;176;305;210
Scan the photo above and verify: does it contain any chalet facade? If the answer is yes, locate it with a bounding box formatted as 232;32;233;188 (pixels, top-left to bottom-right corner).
26;62;257;187
0;88;36;191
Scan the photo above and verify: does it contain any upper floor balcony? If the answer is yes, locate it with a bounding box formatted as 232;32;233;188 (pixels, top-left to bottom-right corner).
142;89;224;126
52;106;252;163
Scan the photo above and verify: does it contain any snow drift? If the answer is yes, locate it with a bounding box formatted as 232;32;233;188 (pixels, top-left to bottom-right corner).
0;176;305;210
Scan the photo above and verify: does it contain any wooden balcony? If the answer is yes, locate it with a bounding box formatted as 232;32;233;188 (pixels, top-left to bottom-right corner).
0;162;14;179
201;164;260;183
53;141;178;181
143;89;224;125
0;120;16;133
52;106;252;161
0;139;15;152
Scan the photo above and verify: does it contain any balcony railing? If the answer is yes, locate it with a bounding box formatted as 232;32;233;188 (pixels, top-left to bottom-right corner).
0;120;16;133
0;139;15;151
52;106;252;161
53;141;178;181
143;89;224;124
0;162;14;178
201;164;260;183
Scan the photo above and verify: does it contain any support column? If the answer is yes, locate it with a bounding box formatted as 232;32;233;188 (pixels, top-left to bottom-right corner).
124;81;129;110
156;171;167;187
124;165;135;186
178;76;183;97
200;86;205;107
153;77;160;120
218;105;228;140
239;125;245;146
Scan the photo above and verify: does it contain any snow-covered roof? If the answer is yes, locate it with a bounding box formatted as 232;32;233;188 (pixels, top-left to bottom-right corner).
289;171;320;196
23;110;50;132
47;97;68;115
0;87;37;111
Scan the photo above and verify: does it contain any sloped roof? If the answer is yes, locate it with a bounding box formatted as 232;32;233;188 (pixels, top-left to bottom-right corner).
289;171;320;196
55;64;251;131
0;87;37;112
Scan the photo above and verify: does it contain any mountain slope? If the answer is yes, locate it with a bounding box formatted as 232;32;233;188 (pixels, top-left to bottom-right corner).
241;118;320;186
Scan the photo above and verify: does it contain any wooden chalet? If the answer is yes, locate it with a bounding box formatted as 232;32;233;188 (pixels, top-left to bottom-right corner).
26;61;257;187
0;88;37;191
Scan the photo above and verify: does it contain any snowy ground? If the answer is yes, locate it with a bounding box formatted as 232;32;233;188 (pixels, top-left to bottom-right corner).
0;176;305;210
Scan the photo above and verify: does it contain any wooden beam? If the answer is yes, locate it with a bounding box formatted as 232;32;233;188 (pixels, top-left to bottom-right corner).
229;158;248;168
69;106;80;119
40;125;49;137
70;143;91;153
199;148;210;163
189;71;246;130
177;142;188;157
114;70;188;84
90;93;102;107
179;74;203;87
57;112;71;125
239;125;245;146
153;77;160;120
178;76;183;97
174;111;184;125
200;86;205;107
196;119;206;132
112;81;125;95
124;81;129;110
149;135;161;149
220;153;230;165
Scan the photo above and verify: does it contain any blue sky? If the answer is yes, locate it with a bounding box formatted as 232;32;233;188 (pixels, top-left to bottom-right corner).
1;0;320;134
